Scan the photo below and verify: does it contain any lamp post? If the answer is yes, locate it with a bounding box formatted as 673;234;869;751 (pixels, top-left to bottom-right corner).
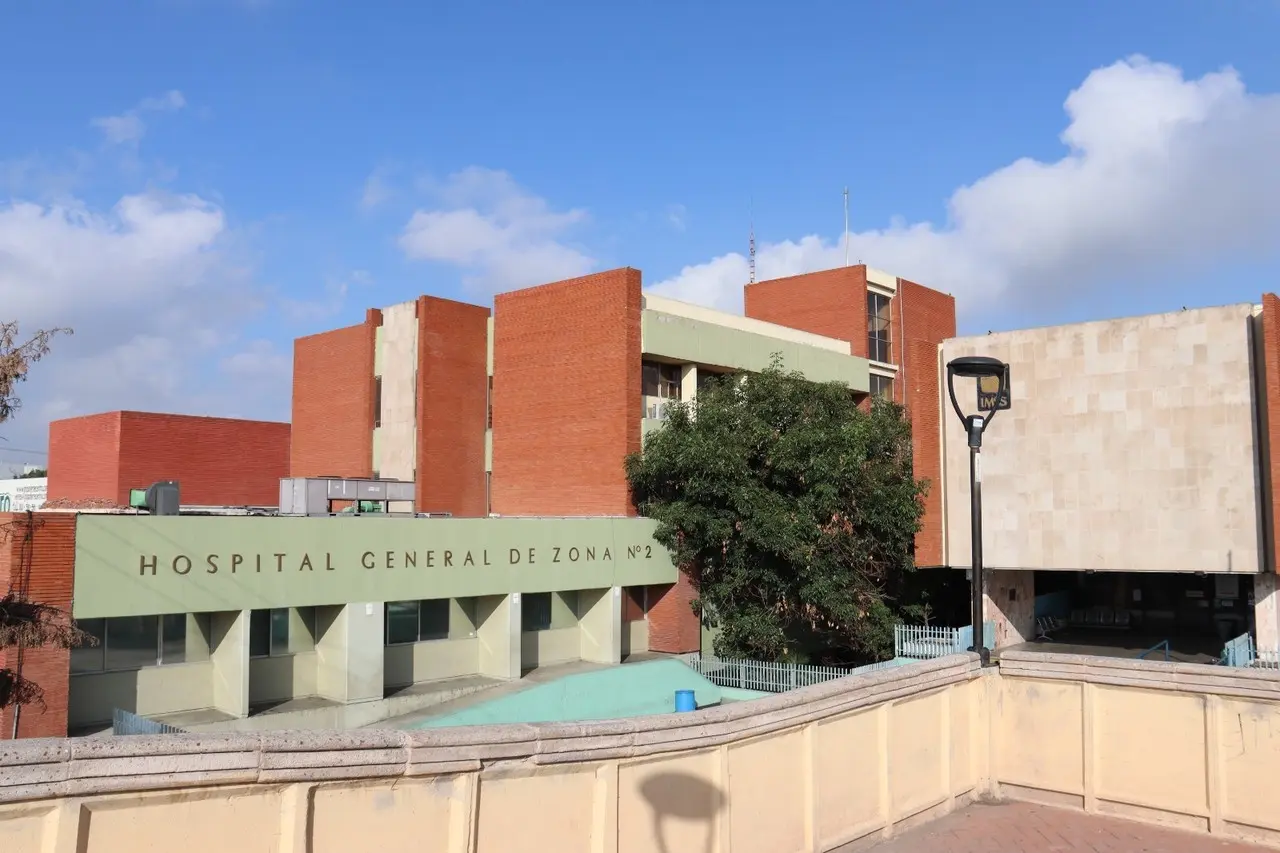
945;355;1011;666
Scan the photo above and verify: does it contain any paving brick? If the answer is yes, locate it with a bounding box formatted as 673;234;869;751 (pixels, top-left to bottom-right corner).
871;801;1268;852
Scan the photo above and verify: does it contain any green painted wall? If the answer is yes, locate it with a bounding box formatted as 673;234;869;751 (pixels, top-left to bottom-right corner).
73;515;677;619
416;658;721;728
641;310;870;392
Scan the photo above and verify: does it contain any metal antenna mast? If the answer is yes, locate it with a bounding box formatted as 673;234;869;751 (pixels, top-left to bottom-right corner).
749;197;756;284
843;186;850;267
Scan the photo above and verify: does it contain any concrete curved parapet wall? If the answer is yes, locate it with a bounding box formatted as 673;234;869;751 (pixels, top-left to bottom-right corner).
2;652;1280;852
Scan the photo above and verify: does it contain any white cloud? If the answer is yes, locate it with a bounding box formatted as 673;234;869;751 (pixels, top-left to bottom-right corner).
650;56;1280;316
359;168;394;212
220;339;291;384
666;204;688;231
91;90;186;145
279;269;372;323
399;167;594;295
0;190;280;468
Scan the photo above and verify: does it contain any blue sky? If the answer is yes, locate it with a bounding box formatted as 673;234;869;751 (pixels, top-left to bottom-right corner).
2;0;1279;472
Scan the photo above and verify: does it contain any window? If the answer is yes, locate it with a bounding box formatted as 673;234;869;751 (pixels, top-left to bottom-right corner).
420;599;449;639
71;619;105;674
522;593;553;632
641;362;682;400
385;599;452;645
374;376;383;428
70;614;211;673
385;601;419;645
642;361;682;419
487;376;493;429
161;614;192;663
869;373;893;399
250;608;316;658
867;291;892;364
485;472;492;515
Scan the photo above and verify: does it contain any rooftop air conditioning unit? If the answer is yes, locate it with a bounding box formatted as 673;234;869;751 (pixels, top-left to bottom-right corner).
145;481;180;516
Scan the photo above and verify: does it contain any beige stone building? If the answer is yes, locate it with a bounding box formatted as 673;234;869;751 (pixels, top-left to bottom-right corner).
938;299;1280;657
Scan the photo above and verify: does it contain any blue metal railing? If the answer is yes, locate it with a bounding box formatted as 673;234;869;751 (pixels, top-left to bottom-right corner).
1137;640;1170;662
1220;633;1280;669
112;708;187;736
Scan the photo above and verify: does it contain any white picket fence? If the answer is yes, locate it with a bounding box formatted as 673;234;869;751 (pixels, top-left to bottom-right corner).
679;654;908;693
894;622;996;660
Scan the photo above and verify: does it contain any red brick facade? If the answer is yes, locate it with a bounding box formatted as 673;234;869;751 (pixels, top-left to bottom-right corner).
896;280;957;567
744;266;868;349
48;412;290;507
1260;295;1280;573
744;266;956;567
646;570;701;654
417;296;491;516
291;311;379;480
47;412;121;502
0;512;76;739
491;268;643;517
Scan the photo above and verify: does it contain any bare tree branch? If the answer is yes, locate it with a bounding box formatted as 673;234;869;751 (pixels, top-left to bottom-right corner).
0;322;72;425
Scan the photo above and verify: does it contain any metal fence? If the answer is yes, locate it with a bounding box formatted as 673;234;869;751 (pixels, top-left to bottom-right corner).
679;654;913;694
112;708;187;736
894;622;996;660
681;655;850;692
1221;633;1280;670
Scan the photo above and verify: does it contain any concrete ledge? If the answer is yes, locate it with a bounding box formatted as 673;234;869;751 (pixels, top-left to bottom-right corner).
998;650;1280;699
0;654;981;804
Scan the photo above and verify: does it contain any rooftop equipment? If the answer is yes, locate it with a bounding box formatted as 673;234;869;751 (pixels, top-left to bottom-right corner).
278;477;417;517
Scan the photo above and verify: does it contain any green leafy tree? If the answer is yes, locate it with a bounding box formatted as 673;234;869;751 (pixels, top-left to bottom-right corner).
625;357;928;665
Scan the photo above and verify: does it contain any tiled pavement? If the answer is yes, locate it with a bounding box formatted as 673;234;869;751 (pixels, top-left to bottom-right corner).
869;802;1270;852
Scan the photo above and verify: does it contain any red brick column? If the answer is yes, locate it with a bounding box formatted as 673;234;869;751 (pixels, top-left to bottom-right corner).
291;310;380;480
492;268;642;516
417;296;491;516
646;568;701;654
1259;295;1280;577
0;512;77;739
897;279;957;568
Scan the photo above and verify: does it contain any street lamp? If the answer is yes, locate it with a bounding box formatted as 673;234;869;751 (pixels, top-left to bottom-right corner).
946;355;1011;666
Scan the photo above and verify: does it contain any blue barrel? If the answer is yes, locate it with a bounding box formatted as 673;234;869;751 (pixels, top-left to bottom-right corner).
674;689;697;713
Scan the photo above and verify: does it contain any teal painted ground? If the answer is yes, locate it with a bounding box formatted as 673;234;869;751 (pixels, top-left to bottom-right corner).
414;659;755;728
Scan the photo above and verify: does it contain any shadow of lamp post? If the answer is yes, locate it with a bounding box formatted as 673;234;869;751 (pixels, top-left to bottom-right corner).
640;771;727;853
945;355;1011;667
